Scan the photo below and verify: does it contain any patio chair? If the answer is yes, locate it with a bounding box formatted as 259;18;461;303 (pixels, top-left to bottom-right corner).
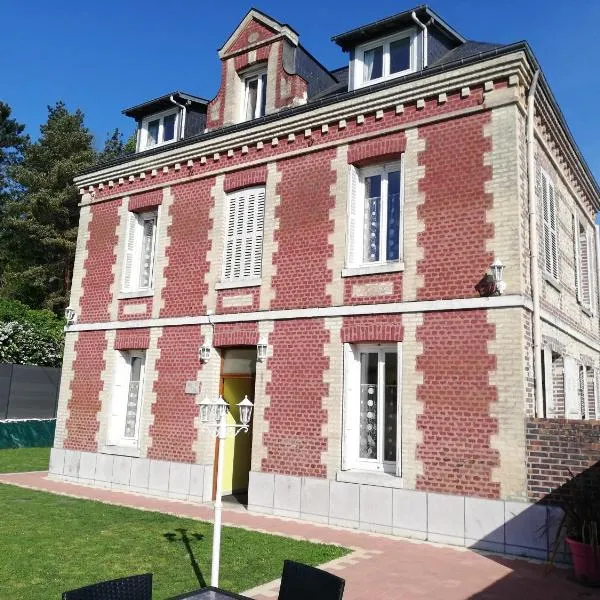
278;560;345;600
62;573;152;600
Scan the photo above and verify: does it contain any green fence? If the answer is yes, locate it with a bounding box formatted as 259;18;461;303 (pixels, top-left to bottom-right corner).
0;419;56;449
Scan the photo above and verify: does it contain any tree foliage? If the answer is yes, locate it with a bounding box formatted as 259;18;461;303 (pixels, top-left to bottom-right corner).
98;128;136;163
1;102;96;312
0;299;64;367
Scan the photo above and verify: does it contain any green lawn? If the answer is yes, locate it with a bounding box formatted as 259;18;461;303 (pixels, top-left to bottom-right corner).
0;447;50;472
0;484;349;599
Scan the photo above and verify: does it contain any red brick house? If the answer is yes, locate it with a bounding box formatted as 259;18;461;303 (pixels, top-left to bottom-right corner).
50;6;600;558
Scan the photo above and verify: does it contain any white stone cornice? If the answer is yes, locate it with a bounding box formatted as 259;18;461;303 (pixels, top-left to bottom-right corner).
66;294;533;332
74;52;529;189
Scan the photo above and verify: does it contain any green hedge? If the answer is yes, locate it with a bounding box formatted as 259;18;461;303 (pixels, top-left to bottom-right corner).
0;419;56;449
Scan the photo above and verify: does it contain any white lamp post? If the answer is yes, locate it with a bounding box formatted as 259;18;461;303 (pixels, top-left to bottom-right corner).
199;394;253;588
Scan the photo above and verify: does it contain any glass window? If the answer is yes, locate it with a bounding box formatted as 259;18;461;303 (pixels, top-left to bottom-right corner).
363;46;383;81
122;211;158;293
389;37;411;74
162;113;176;142
244;72;267;120
354;346;398;471
147;119;159;147
358;164;402;266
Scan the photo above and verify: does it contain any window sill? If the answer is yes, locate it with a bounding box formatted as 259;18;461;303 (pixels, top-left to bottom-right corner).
336;469;403;488
342;262;404;277
215;278;261;290
582;306;594;317
99;444;141;458
118;290;154;300
543;273;561;293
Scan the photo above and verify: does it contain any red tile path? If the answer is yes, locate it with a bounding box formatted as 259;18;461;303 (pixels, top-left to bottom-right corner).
0;471;596;600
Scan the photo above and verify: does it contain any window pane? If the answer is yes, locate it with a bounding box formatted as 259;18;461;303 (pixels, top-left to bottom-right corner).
363;46;383;81
386;170;401;261
259;74;267;117
138;217;155;289
390;37;411;74
359;352;379;460
246;78;258;120
163;113;176;141
363;175;382;263
125;356;143;439
384;353;397;462
146;120;159;147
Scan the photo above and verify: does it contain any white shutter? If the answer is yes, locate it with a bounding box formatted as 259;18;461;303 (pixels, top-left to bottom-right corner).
573;214;582;302
548;181;558;279
342;344;359;470
580;228;591;306
541;172;552;275
564;356;582;419
253;189;265;277
395;343;403;477
542;346;554;417
223;187;265;281
122;213;139;292
107;352;129;445
346;166;361;267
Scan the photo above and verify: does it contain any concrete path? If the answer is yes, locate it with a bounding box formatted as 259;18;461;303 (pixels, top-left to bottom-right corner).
0;471;596;599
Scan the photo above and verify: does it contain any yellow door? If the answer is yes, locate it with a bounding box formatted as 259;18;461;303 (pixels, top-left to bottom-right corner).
220;376;254;495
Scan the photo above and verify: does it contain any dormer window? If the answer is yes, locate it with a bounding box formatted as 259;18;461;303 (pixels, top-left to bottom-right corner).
244;72;267;120
140;109;179;150
354;30;416;89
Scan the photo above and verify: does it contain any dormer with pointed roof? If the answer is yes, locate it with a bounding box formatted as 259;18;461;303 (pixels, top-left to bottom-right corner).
206;9;336;129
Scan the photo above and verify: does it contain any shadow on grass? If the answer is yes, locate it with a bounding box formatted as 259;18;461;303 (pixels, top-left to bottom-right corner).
164;528;206;588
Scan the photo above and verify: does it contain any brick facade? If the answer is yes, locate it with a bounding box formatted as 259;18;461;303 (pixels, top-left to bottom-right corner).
57;8;600;533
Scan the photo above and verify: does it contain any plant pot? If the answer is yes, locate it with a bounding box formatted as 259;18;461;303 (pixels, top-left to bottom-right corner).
566;537;600;585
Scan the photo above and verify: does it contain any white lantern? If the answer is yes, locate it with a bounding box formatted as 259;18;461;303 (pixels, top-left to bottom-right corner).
257;338;268;362
214;396;229;421
199;397;214;423
199;343;212;364
64;306;77;325
490;258;506;295
237;395;253;426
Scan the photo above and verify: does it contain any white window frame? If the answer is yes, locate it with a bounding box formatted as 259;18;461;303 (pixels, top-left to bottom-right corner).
221;186;265;284
342;343;401;475
353;29;417;90
139;108;180;150
346;160;404;269
121;210;158;295
108;350;146;447
540;169;559;281
242;70;268;121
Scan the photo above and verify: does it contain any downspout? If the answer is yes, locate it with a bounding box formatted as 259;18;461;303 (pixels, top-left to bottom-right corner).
411;11;428;68
169;94;187;140
527;70;543;417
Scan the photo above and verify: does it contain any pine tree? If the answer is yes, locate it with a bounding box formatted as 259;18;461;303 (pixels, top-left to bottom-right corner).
1;102;96;313
0;101;27;198
98;128;137;163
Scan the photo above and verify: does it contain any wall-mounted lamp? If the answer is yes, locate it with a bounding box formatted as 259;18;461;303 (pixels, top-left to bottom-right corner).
199;341;212;364
64;306;77;326
257;337;268;362
490;258;506;295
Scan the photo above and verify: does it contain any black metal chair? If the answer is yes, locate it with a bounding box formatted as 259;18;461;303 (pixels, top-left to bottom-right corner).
62;573;152;600
278;560;345;600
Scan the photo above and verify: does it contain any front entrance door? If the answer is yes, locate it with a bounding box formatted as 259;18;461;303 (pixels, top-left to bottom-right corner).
218;348;256;496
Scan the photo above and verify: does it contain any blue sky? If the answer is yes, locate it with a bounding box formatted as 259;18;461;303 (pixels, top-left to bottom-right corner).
1;0;598;182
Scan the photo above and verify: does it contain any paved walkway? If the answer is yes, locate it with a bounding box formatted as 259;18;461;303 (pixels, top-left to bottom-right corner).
0;471;596;599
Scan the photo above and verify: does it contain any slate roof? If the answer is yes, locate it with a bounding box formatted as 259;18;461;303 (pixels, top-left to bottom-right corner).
430;40;506;67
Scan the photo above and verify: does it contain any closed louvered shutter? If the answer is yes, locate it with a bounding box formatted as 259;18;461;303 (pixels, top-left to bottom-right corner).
573;214;582;301
107;352;129;445
222;187;265;281
342;344;360;470
122;212;138;292
580;227;591;306
548;181;558;279
346;166;361;267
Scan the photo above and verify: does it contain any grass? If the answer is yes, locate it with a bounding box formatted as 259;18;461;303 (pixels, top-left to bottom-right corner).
0;447;50;473
0;483;349;599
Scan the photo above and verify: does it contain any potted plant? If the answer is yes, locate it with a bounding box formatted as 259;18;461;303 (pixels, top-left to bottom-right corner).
552;469;600;586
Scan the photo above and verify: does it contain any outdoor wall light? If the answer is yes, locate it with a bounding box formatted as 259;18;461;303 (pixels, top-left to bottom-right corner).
64;306;77;325
257;337;268;362
199;342;212;364
238;395;253;426
490;258;506;295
